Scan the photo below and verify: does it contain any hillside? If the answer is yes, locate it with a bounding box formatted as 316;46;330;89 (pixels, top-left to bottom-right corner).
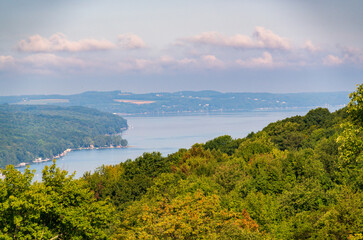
81;85;362;239
0;85;361;239
0;105;128;167
0;90;349;115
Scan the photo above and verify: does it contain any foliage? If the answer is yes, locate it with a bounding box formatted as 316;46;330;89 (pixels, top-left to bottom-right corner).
119;190;261;239
0;162;114;239
83;152;174;209
347;84;363;124
204;135;242;155
0;105;127;167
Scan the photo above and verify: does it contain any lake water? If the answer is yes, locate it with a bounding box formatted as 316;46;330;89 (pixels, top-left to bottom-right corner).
20;111;308;181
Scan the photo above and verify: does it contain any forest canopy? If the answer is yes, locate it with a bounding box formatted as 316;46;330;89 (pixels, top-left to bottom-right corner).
0;105;128;167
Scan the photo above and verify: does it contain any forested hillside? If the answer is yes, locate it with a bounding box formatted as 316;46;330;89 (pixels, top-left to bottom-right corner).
0;105;128;167
0;85;361;239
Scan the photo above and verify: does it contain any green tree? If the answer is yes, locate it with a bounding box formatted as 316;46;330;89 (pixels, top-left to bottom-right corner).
0;162;115;239
336;84;363;189
119;190;261;239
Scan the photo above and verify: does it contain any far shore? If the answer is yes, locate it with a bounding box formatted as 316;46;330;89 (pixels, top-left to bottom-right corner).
14;145;128;168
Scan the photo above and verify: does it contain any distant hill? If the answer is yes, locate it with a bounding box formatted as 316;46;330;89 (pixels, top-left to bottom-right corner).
0;105;128;167
0;90;349;115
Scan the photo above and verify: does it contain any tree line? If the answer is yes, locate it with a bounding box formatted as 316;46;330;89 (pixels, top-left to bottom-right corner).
0;105;128;167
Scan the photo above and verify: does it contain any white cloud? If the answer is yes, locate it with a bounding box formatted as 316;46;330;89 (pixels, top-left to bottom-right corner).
178;58;197;65
23;53;84;67
201;55;224;68
133;59;153;69
183;27;290;50
253;26;290;50
323;54;343;65
1;53;90;74
160;56;198;67
184;32;255;48
17;33;116;52
304;40;320;52
152;55;197;67
236;52;282;68
0;53;90;75
341;47;363;65
0;55;15;69
159;55;175;64
119;58;161;73
118;33;146;49
117;54;224;73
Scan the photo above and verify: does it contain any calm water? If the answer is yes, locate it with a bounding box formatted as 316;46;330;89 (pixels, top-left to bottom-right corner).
20;111;308;181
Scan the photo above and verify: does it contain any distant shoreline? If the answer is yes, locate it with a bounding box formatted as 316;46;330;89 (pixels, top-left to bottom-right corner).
14;145;128;168
114;105;345;117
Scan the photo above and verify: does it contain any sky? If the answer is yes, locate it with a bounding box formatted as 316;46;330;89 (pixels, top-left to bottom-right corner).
0;0;362;95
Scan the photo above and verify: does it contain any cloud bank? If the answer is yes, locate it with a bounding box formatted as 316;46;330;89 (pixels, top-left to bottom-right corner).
0;55;15;69
23;53;85;68
236;52;280;68
183;27;290;50
323;55;343;66
118;33;146;49
17;33;116;52
2;27;362;76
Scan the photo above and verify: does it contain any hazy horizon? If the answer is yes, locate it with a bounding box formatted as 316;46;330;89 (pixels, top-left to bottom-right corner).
0;88;352;98
1;0;362;95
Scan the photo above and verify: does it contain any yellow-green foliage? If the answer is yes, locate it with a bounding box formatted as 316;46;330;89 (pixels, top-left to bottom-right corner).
119;190;261;240
0;162;115;239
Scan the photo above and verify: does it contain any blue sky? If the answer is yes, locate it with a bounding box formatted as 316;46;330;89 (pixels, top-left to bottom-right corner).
0;0;362;95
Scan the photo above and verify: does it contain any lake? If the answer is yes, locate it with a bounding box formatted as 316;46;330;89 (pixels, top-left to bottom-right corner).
20;111;308;181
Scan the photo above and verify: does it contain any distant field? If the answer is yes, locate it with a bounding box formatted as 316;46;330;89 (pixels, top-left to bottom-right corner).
114;99;155;105
16;99;70;105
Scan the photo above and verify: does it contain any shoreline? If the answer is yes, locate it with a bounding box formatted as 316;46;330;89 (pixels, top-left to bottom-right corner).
14;145;128;168
114;104;345;117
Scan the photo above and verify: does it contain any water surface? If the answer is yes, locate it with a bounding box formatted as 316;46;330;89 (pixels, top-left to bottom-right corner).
21;111;308;181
